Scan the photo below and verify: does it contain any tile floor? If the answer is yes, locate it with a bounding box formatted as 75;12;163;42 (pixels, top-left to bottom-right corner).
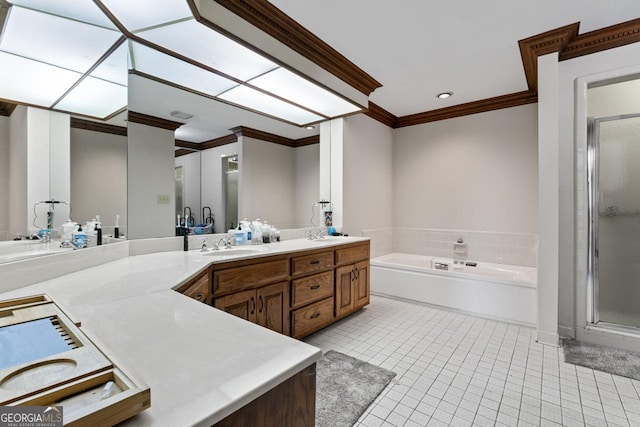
304;295;640;427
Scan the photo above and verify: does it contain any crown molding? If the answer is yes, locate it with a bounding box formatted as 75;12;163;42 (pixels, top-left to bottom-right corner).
175;148;195;158
213;0;382;96
0;101;16;117
561;18;640;60
518;23;580;92
175;140;201;150
365;102;397;128
128;111;183;131
70;117;127;136
395;91;538;128
200;134;239;150
295;135;320;147
232;126;296;147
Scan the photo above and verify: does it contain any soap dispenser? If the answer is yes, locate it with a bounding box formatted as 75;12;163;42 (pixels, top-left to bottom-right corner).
72;224;87;248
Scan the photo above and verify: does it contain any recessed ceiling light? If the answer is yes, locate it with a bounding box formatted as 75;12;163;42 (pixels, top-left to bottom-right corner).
170;110;193;120
436;92;453;99
305;125;315;130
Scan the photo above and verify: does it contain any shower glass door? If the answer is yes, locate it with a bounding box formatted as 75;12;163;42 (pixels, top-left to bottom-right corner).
589;114;640;329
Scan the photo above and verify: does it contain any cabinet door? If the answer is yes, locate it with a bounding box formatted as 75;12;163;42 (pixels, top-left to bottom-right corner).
354;260;370;309
335;265;355;317
256;282;289;335
214;290;257;323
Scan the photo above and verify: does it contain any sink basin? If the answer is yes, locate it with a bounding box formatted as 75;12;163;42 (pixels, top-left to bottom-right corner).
201;248;263;257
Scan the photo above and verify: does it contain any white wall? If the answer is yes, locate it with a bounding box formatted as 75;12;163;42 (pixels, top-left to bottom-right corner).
70;128;127;230
294;144;320;228
241;137;296;229
201;142;239;233
174;151;201;225
8;106;27;236
127;122;175;239
0;116;9;238
342;114;393;234
393;104;538;233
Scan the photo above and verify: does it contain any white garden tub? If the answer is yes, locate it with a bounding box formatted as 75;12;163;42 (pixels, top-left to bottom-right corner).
370;253;537;326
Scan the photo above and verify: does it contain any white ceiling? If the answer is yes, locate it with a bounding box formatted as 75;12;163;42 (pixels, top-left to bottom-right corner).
269;0;640;117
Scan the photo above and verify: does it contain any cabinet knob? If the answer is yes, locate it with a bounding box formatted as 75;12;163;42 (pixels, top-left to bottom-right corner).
196;293;203;301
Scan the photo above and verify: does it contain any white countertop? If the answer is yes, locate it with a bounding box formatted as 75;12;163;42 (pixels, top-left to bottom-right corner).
0;236;369;426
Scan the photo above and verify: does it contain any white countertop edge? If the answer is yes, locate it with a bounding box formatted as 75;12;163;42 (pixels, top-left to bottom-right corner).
197;350;322;426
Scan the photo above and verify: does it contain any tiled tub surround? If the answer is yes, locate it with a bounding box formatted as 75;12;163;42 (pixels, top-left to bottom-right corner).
363;228;538;268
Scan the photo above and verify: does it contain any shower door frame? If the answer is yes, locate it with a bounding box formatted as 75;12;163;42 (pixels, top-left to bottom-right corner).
587;112;640;333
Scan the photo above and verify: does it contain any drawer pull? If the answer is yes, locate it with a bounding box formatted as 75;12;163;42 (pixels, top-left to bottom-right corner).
250;297;256;315
310;284;321;290
310;312;321;319
196;293;203;301
309;260;320;265
259;296;264;312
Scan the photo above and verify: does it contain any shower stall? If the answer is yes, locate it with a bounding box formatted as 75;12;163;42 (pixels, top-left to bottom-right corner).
588;113;640;331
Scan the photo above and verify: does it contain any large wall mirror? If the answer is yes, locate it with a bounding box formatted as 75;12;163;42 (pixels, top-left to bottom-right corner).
0;0;357;260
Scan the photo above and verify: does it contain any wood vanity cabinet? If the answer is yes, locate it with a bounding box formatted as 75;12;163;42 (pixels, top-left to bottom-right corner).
210;241;370;339
176;270;211;305
335;243;370;318
290;250;336;339
213;257;290;335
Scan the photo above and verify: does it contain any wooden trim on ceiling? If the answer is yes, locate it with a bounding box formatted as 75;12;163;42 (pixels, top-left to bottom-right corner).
175;149;196;157
213;0;382;96
395;91;538;128
295;135;320;147
365;102;396;128
518;23;580;92
0;101;16;117
200;134;238;150
175;140;201;150
561;18;640;60
128;111;183;131
232;126;296;147
70;117;127;136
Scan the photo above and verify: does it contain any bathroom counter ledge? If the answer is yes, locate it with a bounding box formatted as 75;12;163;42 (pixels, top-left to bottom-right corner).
0;237;368;426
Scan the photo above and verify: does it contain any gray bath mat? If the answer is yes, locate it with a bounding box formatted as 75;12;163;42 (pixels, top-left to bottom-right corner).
562;339;640;381
316;350;395;427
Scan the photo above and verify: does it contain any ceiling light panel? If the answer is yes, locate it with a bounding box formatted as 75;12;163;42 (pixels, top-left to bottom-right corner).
97;0;192;31
91;42;128;86
0;52;82;106
218;86;324;125
0;6;121;73
136;19;278;82
250;68;362;117
7;0;117;29
54;76;127;118
130;42;237;96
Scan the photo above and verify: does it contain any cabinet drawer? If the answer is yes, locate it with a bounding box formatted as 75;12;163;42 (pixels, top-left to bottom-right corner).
291;297;334;339
335;243;369;265
291;271;333;308
213;259;289;295
183;273;211;304
291;251;334;276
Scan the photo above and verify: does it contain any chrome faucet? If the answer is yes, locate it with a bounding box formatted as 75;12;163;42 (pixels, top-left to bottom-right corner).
214;236;232;250
196;238;208;252
307;229;326;240
60;239;83;249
